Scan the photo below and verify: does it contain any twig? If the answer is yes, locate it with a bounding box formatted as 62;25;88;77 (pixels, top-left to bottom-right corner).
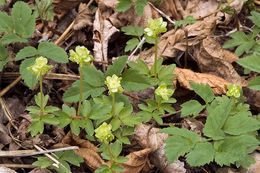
0;146;79;157
0;75;22;97
0;98;18;130
147;2;175;25
0;164;36;168
128;37;146;61
160;110;181;118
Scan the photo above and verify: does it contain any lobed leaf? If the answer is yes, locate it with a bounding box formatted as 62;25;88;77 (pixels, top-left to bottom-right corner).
189;82;215;103
15;46;37;61
106;55;128;77
181;100;205;117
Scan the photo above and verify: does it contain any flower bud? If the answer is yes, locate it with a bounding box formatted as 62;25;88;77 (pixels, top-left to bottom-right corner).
27;57;52;78
144;17;167;38
69;46;93;66
155;83;174;100
105;74;123;94
95;122;114;144
226;84;242;98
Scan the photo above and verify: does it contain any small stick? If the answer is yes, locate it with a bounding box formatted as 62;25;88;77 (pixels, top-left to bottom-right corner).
0;75;22;97
0;98;18;130
0;146;79;157
128;37;146;61
0;164;36;169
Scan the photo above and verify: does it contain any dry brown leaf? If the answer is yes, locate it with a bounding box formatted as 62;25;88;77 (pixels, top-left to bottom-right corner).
134;124;186;173
93;8;119;62
0;167;17;173
73;3;93;30
0;123;12;146
182;117;204;136
29;168;52;173
53;0;82;19
129;17;218;63
174;67;231;95
195;37;247;86
121;148;154;173
158;0;181;20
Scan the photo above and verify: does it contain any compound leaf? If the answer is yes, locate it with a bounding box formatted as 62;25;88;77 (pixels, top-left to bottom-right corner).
181;100;205;117
116;0;132;12
174;16;196;30
249;11;260;28
135;0;147;16
248;76;260;90
237;53;260;73
125;38;139;52
0;33;27;44
20;57;38;89
82;66;105;86
121;25;144;36
186;142;214;166
190;82;215;103
128;59;149;75
0;12;13;33
15;46;37;61
38;42;68;63
106;55;128;77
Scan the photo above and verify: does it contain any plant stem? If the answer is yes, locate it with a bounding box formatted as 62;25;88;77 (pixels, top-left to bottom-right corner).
154;36;158;78
112;93;115;118
77;65;83;117
40;75;44;116
106;143;114;166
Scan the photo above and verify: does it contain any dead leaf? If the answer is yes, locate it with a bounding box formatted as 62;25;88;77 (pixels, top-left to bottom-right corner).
93;8;119;62
243;88;260;112
158;0;181;20
182;117;204;136
53;0;82;19
134;124;186;173
29;168;52;173
0;123;12;146
195;37;247;86
73;3;93;30
0;167;17;173
174;67;231;95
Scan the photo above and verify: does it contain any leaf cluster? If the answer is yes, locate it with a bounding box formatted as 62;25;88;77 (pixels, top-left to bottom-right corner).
174;16;197;30
160;82;260;168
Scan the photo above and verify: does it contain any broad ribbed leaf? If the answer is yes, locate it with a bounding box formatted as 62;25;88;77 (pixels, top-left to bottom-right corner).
248;76;260;90
237;54;260;73
15;46;37;61
0;33;27;44
181;100;205;117
20;58;38;88
106;55;128;77
190;82;215;103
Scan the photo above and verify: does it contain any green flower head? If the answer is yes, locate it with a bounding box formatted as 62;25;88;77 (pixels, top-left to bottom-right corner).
144;17;167;38
27;56;52;78
155;83;174;100
105;74;123;94
69;46;93;66
95;122;114;144
226;84;242;98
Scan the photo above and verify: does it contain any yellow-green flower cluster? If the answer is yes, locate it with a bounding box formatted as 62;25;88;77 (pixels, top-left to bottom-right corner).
27;56;52;78
95;122;114;144
144;17;167;38
69;46;93;66
105;74;123;94
155;83;174;100
226;84;242;98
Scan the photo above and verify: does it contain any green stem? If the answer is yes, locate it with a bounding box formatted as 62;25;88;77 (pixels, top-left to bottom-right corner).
40;75;44;116
77;65;83;117
112;93;115;118
154;36;158;78
157;97;162;109
106;143;114;166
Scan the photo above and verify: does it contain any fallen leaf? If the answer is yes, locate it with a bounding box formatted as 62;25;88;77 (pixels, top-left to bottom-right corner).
29;168;52;173
174;67;230;95
73;3;93;30
195;37;247;86
53;0;82;19
0;167;17;173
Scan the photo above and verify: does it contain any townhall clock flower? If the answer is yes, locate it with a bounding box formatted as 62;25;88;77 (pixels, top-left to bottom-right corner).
27;56;52;78
144;17;167;38
69;46;93;66
155;83;174;100
95;122;114;144
226;84;242;98
105;74;123;94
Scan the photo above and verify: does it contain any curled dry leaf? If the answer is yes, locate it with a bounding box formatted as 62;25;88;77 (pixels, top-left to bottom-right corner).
73;3;93;30
93;8;119;62
195;37;247;86
175;0;244;24
134;124;186;173
53;0;82;19
174;67;230;95
157;0;182;20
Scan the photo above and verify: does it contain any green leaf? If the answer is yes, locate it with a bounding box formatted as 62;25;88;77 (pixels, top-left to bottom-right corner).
181;100;205;117
20;58;38;89
111;118;121;131
81;100;91;117
60;150;84;166
110;140;122;158
42;114;59;125
15;46;37;61
0;45;7;60
44;106;59;113
153;112;163;124
82;66;105;86
95;164;110;173
223;31;255;56
158;64;176;85
248;76;260;90
0;33;27;44
106;55;128;77
135;0;147;16
33;157;53;168
128;59;149;75
54;110;72;128
121;26;144;37
214;137;247;166
89;104;112;120
120;107;141;127
186;142;214;166
125;38;139;52
35;93;49;108
62;104;76;116
121;69;151;91
12;1;35;38
236;155;256;168
29;120;44;136
159;127;200;144
249;11;260;28
82;118;94;136
161;103;176;114
26;106;40;114
174;16;196;30
38;42;68;63
70;119;81;135
116;0;132;12
62;80;105;103
111;163;125;172
0;12;13;33
223;112;260;135
203;98;232;140
190;82;215;103
164;135;194;163
237;54;260;73
115;156;129;163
